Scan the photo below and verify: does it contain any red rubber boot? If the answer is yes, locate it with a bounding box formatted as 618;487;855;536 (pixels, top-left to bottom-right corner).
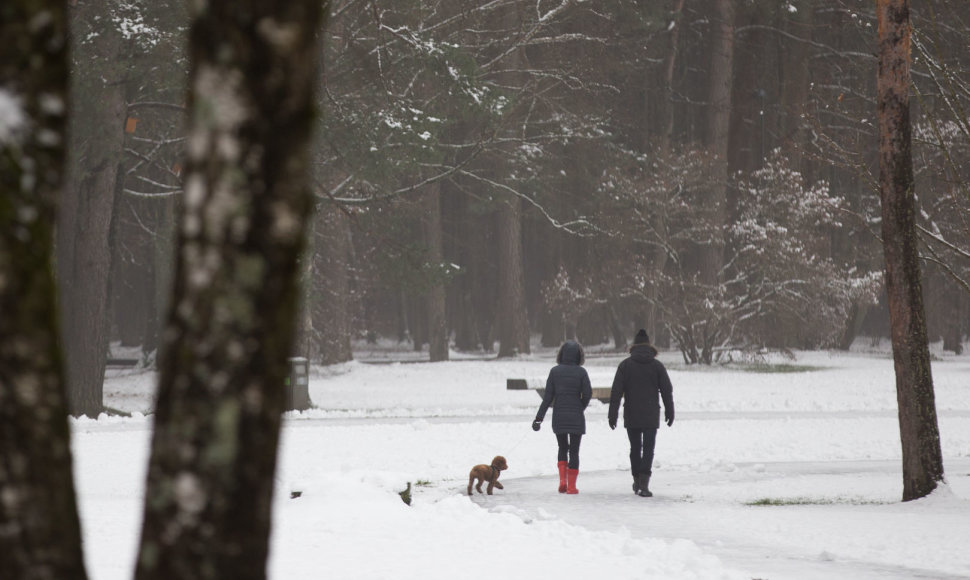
566;468;579;494
557;461;568;493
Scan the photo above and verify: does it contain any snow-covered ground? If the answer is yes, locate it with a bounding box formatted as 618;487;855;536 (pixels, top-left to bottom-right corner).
78;344;970;579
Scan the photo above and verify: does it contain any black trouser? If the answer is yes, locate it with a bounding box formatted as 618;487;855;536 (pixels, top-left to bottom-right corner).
627;428;657;476
556;433;582;469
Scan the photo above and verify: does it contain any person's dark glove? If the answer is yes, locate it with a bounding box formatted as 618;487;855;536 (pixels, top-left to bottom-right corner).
665;408;674;427
608;418;617;430
532;419;541;432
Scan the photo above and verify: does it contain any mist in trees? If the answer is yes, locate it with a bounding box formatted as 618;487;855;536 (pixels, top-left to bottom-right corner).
46;2;970;390
36;3;970;402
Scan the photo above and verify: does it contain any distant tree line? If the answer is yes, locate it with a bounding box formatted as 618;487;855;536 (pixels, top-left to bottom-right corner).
58;0;970;414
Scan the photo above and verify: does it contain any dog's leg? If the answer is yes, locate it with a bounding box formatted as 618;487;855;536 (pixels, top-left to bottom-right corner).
467;475;474;496
493;481;503;490
475;479;484;494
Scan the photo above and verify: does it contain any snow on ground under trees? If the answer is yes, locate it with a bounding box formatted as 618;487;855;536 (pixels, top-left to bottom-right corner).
79;342;970;579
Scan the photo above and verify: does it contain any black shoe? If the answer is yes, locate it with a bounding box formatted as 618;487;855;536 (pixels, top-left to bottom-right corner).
632;475;640;494
637;473;652;497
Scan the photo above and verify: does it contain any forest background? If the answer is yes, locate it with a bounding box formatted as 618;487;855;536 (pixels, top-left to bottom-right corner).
62;0;970;417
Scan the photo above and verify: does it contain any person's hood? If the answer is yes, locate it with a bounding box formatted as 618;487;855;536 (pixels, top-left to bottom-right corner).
557;340;584;365
629;343;658;363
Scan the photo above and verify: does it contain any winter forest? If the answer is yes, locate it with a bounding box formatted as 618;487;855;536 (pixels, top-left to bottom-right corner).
49;0;970;417
5;1;964;412
2;0;970;579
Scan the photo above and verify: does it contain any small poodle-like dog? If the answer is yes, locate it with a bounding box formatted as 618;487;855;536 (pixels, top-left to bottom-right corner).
467;455;508;496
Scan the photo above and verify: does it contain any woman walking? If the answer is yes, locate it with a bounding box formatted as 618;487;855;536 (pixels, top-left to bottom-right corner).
532;340;593;494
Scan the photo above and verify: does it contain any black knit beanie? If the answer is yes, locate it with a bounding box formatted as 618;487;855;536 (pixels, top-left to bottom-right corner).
633;329;649;345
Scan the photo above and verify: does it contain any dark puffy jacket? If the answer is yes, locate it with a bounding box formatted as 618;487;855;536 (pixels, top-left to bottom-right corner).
535;341;593;434
608;344;674;429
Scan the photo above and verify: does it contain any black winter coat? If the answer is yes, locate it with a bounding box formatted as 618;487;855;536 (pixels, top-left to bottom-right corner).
608;344;674;429
535;341;592;435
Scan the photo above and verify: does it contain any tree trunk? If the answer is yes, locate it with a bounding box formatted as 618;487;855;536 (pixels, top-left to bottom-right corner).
59;3;129;417
424;184;449;361
147;194;177;358
111;195;154;348
539;309;563;347
450;190;491;352
315;205;354;366
496;197;531;357
703;0;734;287
0;1;88;577
941;292;964;354
493;3;531;358
686;0;735;364
294;206;317;360
646;0;684;345
474;218;497;352
606;304;627;351
134;1;324;578
779;0;813;176
838;302;870;351
876;0;945;502
309;24;353;366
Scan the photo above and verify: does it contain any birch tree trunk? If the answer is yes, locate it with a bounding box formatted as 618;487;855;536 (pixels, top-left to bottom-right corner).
876;0;945;502
134;1;324;578
0;1;87;577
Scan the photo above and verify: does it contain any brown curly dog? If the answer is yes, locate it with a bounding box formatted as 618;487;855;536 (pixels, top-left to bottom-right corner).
467;455;508;495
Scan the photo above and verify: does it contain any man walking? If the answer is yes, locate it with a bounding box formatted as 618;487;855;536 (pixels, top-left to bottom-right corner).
608;329;674;497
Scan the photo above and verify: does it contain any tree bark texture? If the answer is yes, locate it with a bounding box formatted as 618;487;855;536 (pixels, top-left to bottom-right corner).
876;0;945;501
0;1;88;577
134;1;324;578
59;3;129;417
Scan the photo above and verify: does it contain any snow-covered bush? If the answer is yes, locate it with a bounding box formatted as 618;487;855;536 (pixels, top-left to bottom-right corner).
729;152;881;349
593;148;882;362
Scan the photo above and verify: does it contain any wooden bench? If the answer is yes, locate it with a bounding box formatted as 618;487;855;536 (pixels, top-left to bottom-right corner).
507;378;612;403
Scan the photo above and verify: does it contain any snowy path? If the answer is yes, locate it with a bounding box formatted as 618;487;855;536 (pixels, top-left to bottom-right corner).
87;350;970;579
468;459;970;580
